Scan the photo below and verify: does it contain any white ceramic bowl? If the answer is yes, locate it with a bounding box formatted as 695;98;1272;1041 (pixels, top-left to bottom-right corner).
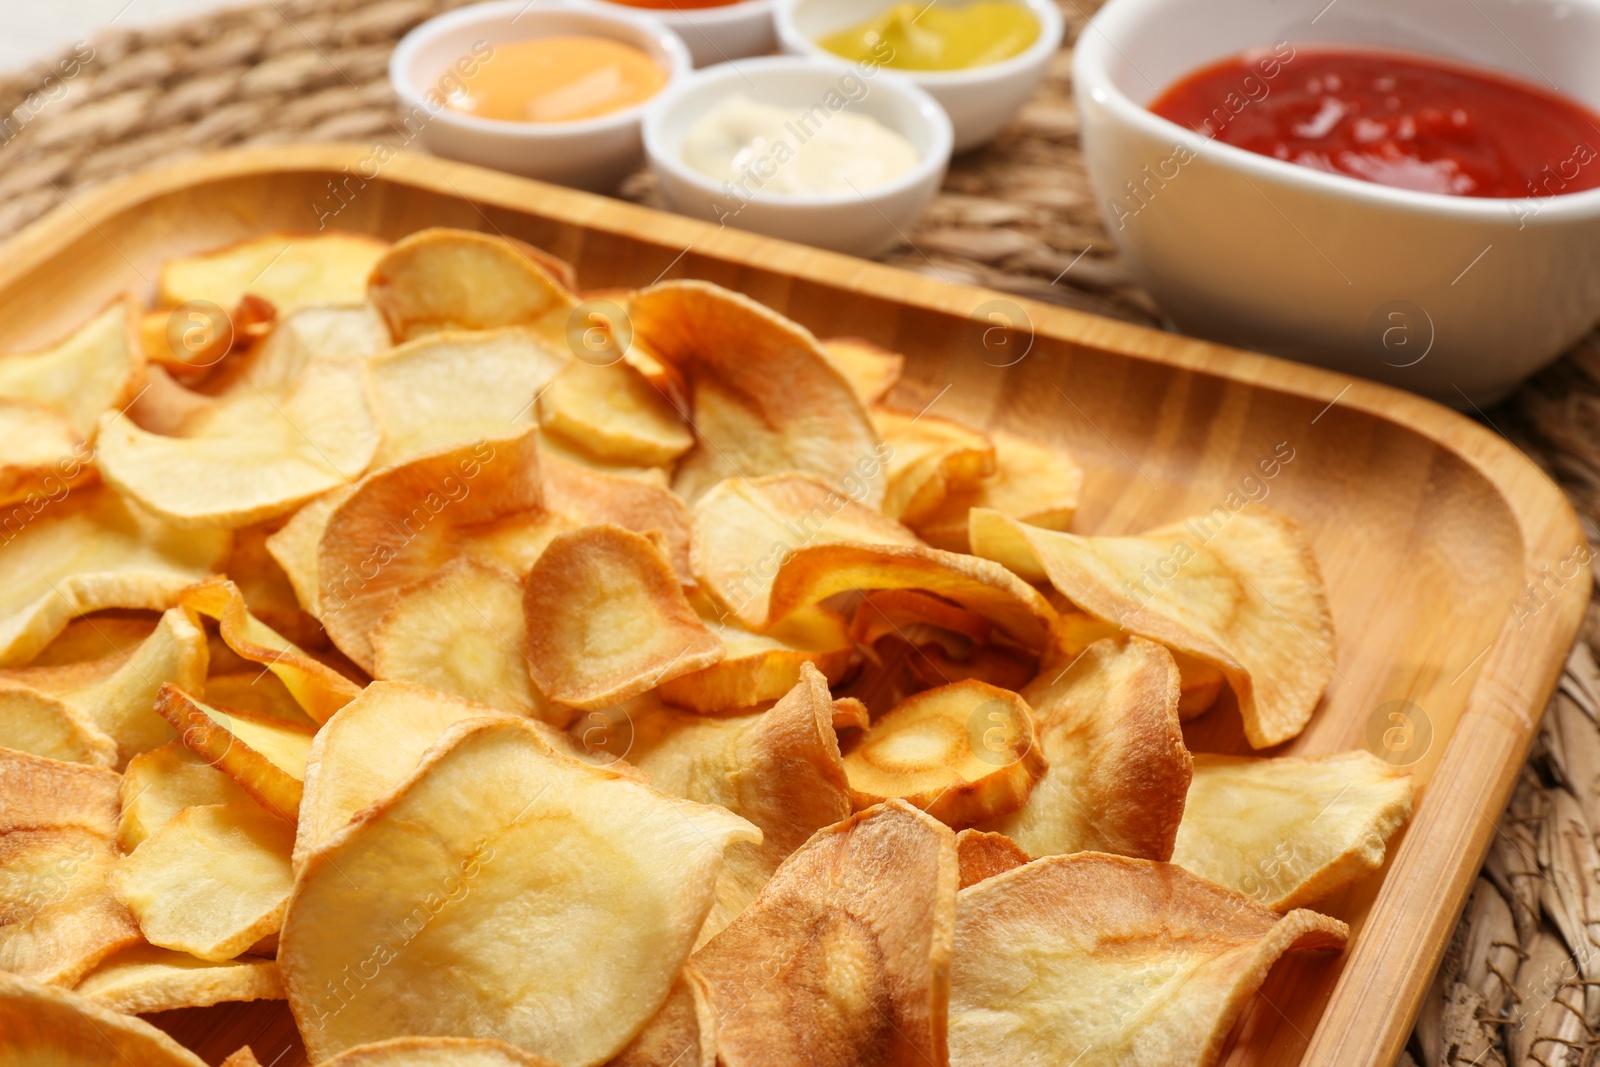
1075;0;1600;407
574;0;775;68
642;56;953;256
774;0;1064;152
389;0;692;192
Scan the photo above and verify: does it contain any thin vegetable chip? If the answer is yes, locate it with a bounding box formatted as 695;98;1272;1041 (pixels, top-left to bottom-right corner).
0;970;208;1066
74;942;284;1014
158;232;388;315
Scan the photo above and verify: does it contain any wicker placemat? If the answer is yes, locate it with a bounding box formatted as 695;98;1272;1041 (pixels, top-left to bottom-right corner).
2;2;1598;1063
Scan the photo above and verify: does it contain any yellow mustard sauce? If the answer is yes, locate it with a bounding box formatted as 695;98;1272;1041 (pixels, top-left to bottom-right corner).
818;2;1040;71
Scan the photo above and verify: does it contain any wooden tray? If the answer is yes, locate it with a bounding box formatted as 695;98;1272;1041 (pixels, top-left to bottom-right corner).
0;145;1586;1067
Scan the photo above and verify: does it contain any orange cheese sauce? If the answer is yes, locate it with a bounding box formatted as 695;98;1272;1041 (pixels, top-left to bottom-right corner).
443;36;666;123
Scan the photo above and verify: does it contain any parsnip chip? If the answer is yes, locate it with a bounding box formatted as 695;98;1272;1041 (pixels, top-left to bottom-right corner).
983;636;1189;862
821;337;904;406
118;740;256;852
0;750;141;986
282;716;760;1067
537;358;692;467
95;358;379;528
691;473;923;629
156;686;313;823
227;523;326;649
158;232;389;315
844;680;1046;828
693;800;957;1067
0;398;95;507
364;328;568;468
368;228;576;342
1171;751;1414;912
538;430;670;484
0;487;228;666
629;281;884;504
112;801;294;962
524;525;723;711
850;588;994;648
318;429;544;671
181;577;357;723
768;541;1058;651
873;407;995;525
832;695;872;731
0;970;208;1066
626;664;853;945
0;296;143;439
244;303;391;391
266;485;353;617
542;447;693;582
947;853;1348;1067
656;606;852;714
914;429;1084;552
322;1037;557;1066
75;942;284;1014
0;682;116;766
954;828;1031;889
969;507;1335;747
610;968;717;1067
205;671;317;726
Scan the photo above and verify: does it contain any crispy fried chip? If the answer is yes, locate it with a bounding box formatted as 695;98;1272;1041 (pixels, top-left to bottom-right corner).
226;524;326;649
609;968;717;1067
832;696;871;731
283;715;759;1066
118;740;256;851
368;228;576;342
0;682;116;766
1171;751;1414;911
954;828;1031;889
692;473;923;629
947;853;1348;1067
112;801;294;961
364;328;568;468
245;303;391;386
0;296;143;439
0;970;208;1066
0;487;228;666
969;507;1335;747
542;447;693;582
629;281;884;504
914;430;1083;552
181;577;357;723
982;636;1189;861
537;359;692;467
156;686;313;823
95;358;379;528
266;485;353;618
524;525;723;710
843;680;1046;828
322;1037;557;1066
204;671;317;726
0;398;96;507
820;338;904;406
693;800;957;1067
0;749;140;985
872;407;995;525
656;607;853;714
74;942;284;1014
158;232;388;315
625;664;853;945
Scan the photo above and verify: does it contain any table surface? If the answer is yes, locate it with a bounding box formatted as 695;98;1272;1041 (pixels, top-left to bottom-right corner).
1;0;242;72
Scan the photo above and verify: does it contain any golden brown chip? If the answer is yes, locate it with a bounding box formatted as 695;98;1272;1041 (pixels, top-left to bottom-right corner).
322;1037;558;1066
0;398;96;507
849;588;994;649
283;715;759;1066
0;296;143;439
0;749;141;986
0;487;228;666
537;358;692;467
523;525;723;710
265;485;353;618
629;281;885;504
111;801;294;962
872;407;995;525
947;853;1348;1067
970;506;1335;747
204;671;317;726
843;680;1046;828
656;606;853;714
914;429;1084;552
542;446;694;582
118;740;256;852
831;696;871;732
691;473;923;629
158;232;388;315
0;970;209;1066
368;228;576;342
693;800;957;1067
954;828;1032;889
608;968;716;1067
74;942;284;1015
0;681;117;766
1171;751;1414;911
820;337;904;406
156;685;313;824
982;636;1189;862
226;523;326;649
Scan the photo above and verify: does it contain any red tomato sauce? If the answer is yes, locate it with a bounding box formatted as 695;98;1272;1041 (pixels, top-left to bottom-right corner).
1148;47;1600;198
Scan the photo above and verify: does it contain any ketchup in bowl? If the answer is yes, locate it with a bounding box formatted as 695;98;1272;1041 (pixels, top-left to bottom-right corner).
1149;47;1600;199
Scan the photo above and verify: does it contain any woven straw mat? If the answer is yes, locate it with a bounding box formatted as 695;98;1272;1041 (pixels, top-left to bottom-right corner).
4;1;1600;1063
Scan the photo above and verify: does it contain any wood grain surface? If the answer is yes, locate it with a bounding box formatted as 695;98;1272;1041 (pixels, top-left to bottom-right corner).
0;145;1585;1067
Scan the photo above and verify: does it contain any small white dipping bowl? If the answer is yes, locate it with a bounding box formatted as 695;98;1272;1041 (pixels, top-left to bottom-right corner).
642;56;953;256
573;0;775;69
1076;0;1600;407
390;0;692;192
774;0;1064;152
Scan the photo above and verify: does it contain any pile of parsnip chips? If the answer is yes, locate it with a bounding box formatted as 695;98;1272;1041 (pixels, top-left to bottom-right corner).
0;228;1414;1067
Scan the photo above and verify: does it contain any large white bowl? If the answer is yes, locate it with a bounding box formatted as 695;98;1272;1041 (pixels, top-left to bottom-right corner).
389;0;692;192
774;0;1064;152
574;0;775;68
1075;0;1600;407
642;56;953;256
